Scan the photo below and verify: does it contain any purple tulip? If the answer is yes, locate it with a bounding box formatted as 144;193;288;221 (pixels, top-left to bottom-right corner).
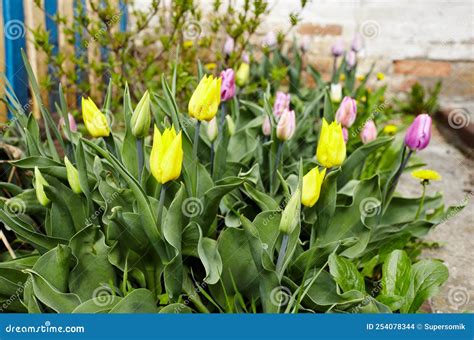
276;109;296;141
351;33;363;52
335;96;357;128
361;120;377;144
242;52;250;64
273;91;291;119
345;50;357;69
342;127;349;143
262;116;272;136
220;68;236;102
404;114;432;151
331;39;344;57
223;36;235;56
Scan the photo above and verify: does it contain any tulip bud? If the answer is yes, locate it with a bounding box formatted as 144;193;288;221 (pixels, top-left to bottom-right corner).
207;117;218;142
276;109;296;141
316;119;346;168
242;52;250;64
150;126;183;184
351;33;363;52
331;39;344;57
279;188;301;234
64;156;82;194
273;91;291;119
299;36;311;53
404;113;432;151
342;127;349;143
188;75;222;121
302;167;326;207
131;90;151;138
235;62;250;86
59;113;77;133
345;50;357;69
360;120;377;144
223;36;234;55
330;83;342;103
220;69;236;102
335;96;357;127
262;116;272;136
225;115;236;136
34;167;50;206
263;31;277;49
82;97;110;138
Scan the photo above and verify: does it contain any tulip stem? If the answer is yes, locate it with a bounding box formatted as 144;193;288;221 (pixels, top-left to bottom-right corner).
276;234;289;276
332;56;338;82
415;181;427;220
210;142;215;177
136;138;144;182
384;148;413;211
219;102;226;140
193;121;201;160
157;184;167;227
271;142;284;194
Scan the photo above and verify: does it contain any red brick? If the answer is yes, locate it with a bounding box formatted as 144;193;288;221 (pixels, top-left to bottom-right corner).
393;60;452;77
297;24;342;36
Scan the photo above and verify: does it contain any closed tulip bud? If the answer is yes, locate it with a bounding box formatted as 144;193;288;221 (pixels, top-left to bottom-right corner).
81;97;110;138
335;96;357;128
235;62;250;86
276;109;296;141
64;156;82;194
404;113;432;151
302;167;326;207
300;36;311;53
225;115;236;136
130;90;151;138
263;31;277;49
330;83;342;103
361;120;377;144
188;75;222;121
316;119;346;168
150;126;183;184
342;127;349;143
331;39;344;57
345;50;357;69
58;113;77;133
207;117;218;142
223;36;234;55
242;52;250;64
34;167;50;206
220;69;236;102
273;91;291;119
262;116;272;136
279;188;301;234
351;33;363;52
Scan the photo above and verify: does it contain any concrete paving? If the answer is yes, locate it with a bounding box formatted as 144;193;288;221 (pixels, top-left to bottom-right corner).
397;124;473;313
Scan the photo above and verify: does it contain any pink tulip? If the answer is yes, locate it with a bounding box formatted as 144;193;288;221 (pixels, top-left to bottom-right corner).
361;120;377;144
59;113;77;133
223;36;235;55
335;96;357;128
220;68;236;102
262;116;272;136
345;50;357;68
351;33;363;52
331;39;344;57
342;127;349;143
276;109;296;141
242;52;250;64
273;91;291;119
404;114;432;151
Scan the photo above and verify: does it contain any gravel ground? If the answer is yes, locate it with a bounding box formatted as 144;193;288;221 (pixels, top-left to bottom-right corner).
397;125;473;313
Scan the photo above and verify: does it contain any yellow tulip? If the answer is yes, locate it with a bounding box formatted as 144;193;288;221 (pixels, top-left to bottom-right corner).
150;126;183;184
82;97;110;138
302;167;326;207
316;119;346;168
188;75;222;121
34;167;50;206
235;62;250;86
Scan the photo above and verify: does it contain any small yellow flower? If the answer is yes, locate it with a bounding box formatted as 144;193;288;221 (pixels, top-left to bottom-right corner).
150;126;183;184
205;63;217;71
411;169;441;182
357;75;365;82
302;167;326;208
361;96;367;102
383;124;398;135
188;75;222;121
81;97;110;138
339;74;346;81
316;119;346;168
183;40;194;48
376;72;385;81
235;62;250;86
